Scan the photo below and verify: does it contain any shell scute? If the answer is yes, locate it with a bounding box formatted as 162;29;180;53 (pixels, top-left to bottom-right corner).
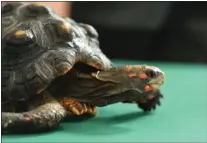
18;4;52;18
2;2;22;16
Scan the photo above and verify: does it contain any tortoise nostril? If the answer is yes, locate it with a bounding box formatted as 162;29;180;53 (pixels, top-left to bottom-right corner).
145;70;157;78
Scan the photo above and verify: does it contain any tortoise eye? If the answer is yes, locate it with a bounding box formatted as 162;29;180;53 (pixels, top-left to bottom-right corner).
145;69;157;78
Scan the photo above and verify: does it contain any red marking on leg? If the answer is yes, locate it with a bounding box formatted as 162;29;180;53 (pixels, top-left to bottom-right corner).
23;115;30;121
144;85;153;92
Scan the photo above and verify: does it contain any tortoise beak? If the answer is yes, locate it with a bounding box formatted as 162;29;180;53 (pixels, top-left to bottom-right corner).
148;67;165;91
148;75;164;90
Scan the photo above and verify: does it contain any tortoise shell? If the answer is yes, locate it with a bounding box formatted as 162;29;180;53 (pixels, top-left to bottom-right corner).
1;3;112;104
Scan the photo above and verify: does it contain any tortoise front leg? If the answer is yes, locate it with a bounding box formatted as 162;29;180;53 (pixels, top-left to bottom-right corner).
137;91;164;112
122;90;163;112
2;94;67;133
60;98;97;116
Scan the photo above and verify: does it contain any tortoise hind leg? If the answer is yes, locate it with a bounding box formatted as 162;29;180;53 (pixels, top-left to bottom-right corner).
2;93;67;133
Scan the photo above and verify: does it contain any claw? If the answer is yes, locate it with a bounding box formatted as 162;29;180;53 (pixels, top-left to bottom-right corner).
92;107;97;114
83;104;87;112
88;106;93;113
60;98;97;116
91;107;97;115
85;105;97;115
71;107;81;115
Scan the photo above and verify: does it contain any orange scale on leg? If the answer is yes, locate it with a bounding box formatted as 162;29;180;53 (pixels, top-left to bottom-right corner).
144;85;153;92
23;115;31;121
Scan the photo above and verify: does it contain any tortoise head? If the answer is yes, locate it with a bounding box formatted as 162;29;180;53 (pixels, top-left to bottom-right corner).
92;65;165;92
87;65;165;106
49;64;165;107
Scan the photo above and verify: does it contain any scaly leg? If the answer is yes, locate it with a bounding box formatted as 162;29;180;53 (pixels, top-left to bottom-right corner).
137;90;163;112
60;98;97;116
2;93;67;133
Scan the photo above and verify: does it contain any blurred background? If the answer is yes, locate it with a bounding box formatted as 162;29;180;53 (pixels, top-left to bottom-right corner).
2;1;207;64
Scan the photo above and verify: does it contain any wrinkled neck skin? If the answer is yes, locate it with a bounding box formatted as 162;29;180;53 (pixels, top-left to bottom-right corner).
47;66;156;107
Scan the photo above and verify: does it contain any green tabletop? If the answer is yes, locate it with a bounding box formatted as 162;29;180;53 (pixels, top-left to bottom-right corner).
2;60;207;142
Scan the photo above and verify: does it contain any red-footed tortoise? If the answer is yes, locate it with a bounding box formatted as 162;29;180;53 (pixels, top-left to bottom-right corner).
2;3;165;133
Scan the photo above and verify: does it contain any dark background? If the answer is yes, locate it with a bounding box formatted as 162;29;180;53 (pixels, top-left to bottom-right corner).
71;2;207;64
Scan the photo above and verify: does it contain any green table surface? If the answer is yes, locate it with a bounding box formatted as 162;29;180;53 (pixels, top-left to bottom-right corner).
2;60;207;142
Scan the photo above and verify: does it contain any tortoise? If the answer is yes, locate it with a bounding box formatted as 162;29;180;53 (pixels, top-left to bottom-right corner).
1;3;165;133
